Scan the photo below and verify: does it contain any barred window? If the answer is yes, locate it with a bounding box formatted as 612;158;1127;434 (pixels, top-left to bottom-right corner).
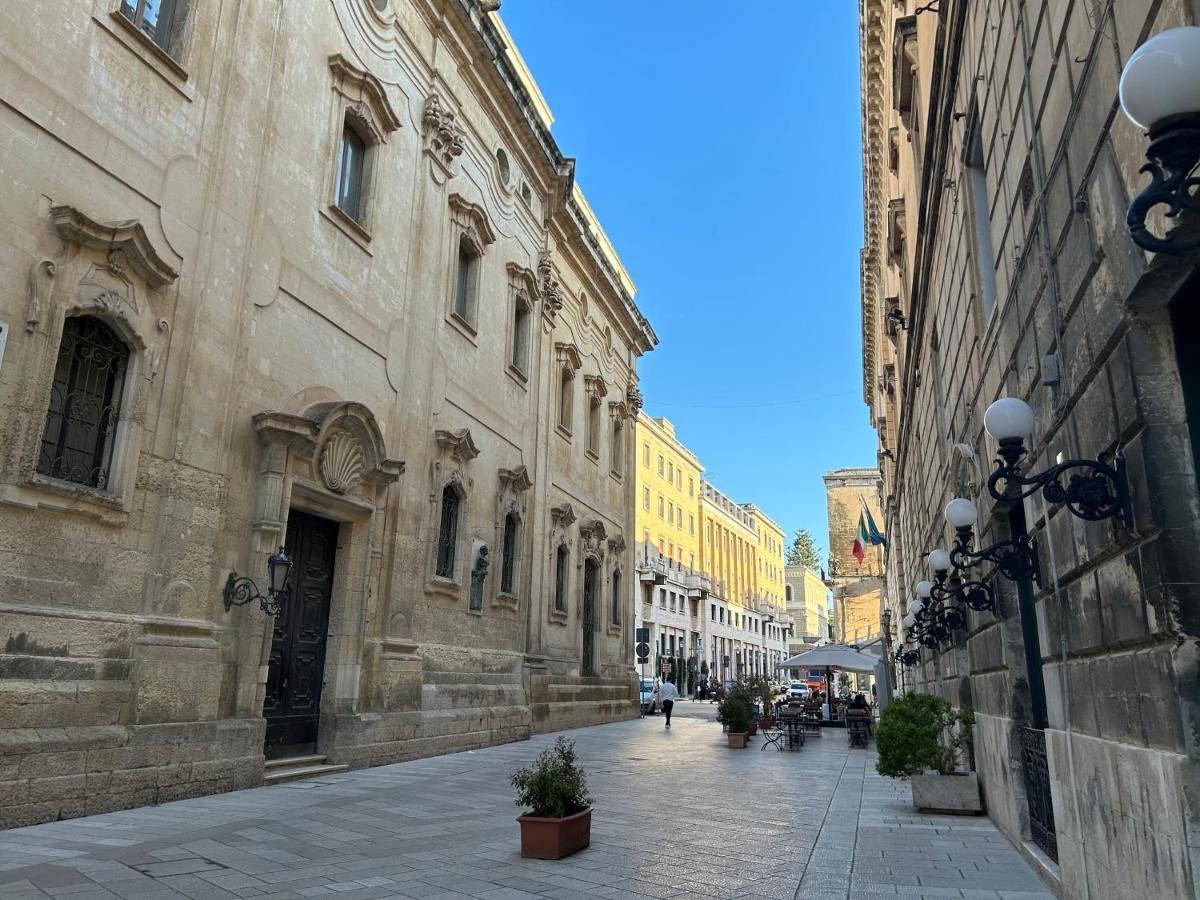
120;0;189;55
554;544;569;613
435;484;460;578
38;316;129;490
611;569;621;626
500;512;518;595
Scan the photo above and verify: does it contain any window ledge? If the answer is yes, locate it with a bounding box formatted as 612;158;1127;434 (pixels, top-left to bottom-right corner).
97;11;193;100
555;424;572;442
428;575;461;598
321;205;373;253
446;310;479;345
493;593;519;610
607;624;622;637
2;478;128;524
585;449;599;465
505;364;528;389
548;608;569;625
610;470;624;483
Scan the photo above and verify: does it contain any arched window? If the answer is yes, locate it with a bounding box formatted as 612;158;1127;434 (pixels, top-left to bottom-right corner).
500;512;519;596
435;484;461;578
611;569;622;627
38;316;129;490
554;544;569;613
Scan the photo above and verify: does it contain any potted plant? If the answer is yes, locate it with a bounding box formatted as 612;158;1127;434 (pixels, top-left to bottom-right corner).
875;692;980;814
752;675;776;727
511;737;593;859
717;685;753;748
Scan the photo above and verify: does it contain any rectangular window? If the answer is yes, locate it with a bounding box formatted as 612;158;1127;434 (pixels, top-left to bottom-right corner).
335;125;366;222
511;297;530;374
587;397;601;455
668;502;674;524
711;604;716;621
667;461;673;481
120;0;188;55
643;443;650;467
966;116;998;319
689;514;695;535
558;368;574;430
643;487;651;510
611;419;624;476
689;477;694;497
658;496;664;518
657;455;664;476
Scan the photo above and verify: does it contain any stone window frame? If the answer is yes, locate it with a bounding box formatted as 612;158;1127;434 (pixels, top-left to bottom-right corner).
577;520;608;676
427;428;479;597
960;97;1000;329
322;54;402;248
504;263;538;386
609;400;629;481
548;503;576;624
17;205;179;518
554;343;582;440
445;194;497;340
583;375;607;462
493;465;532;609
99;0;197;93
607;534;626;636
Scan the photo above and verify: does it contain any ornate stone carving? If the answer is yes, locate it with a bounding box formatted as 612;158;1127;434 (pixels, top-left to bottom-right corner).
538;250;563;319
147;319;170;381
26;258;55;333
50;205;179;289
423;94;465;170
583;375;608;401
579;519;608;560
608;400;630;421
435;428;480;464
320;431;367;493
448;194;496;248
626;384;643;413
498;465;532;495
607;534;626;555
554;342;582;371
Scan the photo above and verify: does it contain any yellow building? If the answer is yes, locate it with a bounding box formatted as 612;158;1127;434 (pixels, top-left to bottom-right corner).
634;413;703;570
745;505;786;615
785;564;830;643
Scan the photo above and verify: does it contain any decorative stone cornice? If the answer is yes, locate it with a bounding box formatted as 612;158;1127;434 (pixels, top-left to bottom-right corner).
583;374;607;400
859;0;889;413
435;427;480;463
498;465;532;494
448;193;497;247
328;54;402;142
550;502;576;528
51;205;179;289
554;341;582;371
607;534;626;556
608;400;629;421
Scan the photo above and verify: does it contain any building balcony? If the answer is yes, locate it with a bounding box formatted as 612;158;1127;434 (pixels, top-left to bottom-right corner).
685;572;711;598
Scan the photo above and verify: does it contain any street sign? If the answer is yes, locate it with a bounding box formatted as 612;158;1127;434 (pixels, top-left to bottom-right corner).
635;627;650;643
635;642;650;662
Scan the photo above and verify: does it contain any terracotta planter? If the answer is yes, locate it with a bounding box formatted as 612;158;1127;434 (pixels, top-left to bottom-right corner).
517;807;592;859
727;732;747;748
747;722;758;736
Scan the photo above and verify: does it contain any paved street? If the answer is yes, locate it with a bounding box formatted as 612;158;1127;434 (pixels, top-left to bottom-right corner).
0;716;1052;900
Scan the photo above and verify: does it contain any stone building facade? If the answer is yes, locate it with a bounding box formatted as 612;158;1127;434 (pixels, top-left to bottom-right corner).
0;0;655;828
824;468;884;644
861;1;1200;897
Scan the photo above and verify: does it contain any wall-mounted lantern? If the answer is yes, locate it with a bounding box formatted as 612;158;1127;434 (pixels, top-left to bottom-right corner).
223;547;293;616
944;497;1041;584
983;398;1131;525
1119;26;1200;253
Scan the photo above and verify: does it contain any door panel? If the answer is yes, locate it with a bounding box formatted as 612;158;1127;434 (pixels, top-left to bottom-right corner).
264;510;338;759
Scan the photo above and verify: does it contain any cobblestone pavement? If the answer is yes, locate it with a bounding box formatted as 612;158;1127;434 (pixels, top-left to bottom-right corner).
0;716;1054;900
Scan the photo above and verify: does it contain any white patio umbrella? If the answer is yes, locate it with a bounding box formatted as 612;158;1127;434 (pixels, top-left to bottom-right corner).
776;643;880;672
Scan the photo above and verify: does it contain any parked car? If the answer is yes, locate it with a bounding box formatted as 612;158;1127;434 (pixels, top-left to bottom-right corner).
788;681;811;700
640;678;659;714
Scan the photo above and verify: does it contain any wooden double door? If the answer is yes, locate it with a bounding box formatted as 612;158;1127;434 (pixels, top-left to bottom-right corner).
263;510;338;759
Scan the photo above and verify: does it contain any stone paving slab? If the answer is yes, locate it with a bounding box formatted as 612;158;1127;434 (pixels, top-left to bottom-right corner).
0;716;1053;900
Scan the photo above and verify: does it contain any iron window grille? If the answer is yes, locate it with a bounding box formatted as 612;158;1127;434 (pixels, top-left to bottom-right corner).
435;484;460;578
553;545;568;613
120;0;188;54
38;316;128;490
500;513;518;595
611;570;621;626
581;559;598;676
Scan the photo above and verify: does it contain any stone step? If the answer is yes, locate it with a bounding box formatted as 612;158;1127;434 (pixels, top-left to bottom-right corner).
262;756;349;785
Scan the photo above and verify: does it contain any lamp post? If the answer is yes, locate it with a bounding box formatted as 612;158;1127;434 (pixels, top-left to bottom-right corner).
945;497;1041;584
223;547;293;617
1119;26;1200;253
983;398;1131;525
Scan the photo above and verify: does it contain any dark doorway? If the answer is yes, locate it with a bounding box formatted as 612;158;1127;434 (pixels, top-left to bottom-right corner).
264;510;338;759
581;558;598;676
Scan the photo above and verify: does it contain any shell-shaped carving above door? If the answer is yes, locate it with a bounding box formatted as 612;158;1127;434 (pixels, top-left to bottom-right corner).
320;431;366;494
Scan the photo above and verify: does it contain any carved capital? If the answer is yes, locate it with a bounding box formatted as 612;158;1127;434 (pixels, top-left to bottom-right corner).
423;94;466;173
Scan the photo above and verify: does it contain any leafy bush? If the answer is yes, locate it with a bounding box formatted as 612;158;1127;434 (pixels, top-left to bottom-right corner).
510;737;592;818
875;692;975;778
716;681;754;733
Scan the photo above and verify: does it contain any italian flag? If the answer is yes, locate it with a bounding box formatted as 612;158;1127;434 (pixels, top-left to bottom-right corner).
852;513;868;563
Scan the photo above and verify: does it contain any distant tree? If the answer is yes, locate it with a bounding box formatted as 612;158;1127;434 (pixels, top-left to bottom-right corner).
786;528;822;569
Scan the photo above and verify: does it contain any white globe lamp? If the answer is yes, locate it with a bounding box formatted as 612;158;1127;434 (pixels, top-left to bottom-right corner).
945;497;978;530
927;548;952;574
916;580;933;599
984;398;1035;442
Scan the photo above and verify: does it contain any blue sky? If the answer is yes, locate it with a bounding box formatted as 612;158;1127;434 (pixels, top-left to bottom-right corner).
501;2;877;558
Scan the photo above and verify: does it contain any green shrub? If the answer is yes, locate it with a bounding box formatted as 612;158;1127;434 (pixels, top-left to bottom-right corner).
875;692;975;778
716;681;754;733
510;737;592;818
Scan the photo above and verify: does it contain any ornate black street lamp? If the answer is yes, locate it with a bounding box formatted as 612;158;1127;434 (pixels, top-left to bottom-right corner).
928;549;996;615
944;497;1041;584
1119;27;1200;253
224;547;293;616
983;398;1131;526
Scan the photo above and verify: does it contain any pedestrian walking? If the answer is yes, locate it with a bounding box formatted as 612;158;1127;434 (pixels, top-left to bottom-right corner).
659;679;679;728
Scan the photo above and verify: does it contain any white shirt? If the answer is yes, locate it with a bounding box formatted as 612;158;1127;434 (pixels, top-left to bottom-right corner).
659;682;679;702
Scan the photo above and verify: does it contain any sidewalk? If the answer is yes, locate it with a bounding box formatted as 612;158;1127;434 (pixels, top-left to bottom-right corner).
0;716;1054;899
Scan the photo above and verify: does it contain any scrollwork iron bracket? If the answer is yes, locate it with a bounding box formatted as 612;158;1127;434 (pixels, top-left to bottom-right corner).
987;438;1131;526
951;528;1042;585
1127;114;1200;254
223;574;283;617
